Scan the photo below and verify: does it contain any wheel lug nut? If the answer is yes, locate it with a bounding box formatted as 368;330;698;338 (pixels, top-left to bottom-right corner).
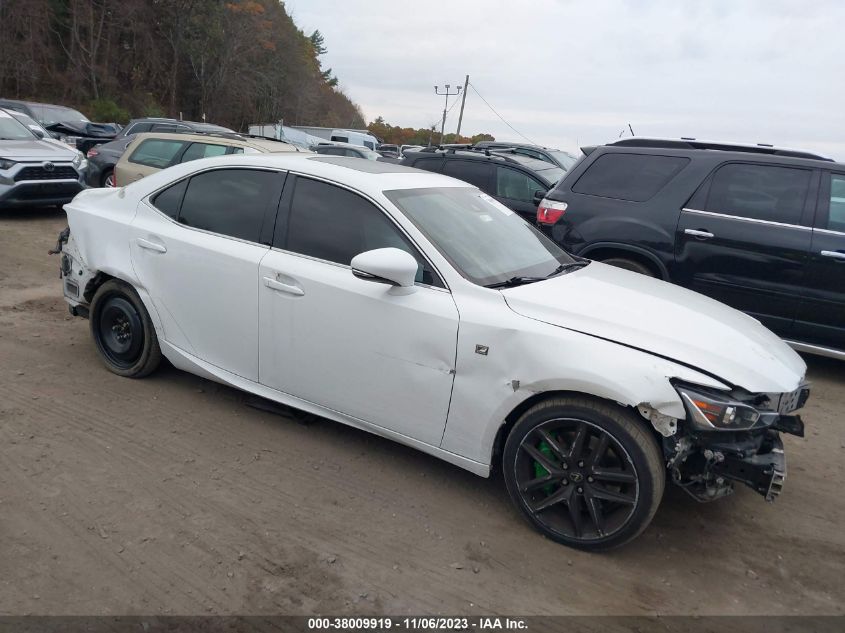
576;487;583;494
577;461;584;468
562;463;569;470
587;476;594;483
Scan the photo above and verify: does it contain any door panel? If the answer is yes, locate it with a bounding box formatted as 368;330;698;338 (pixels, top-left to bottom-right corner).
131;201;268;379
793;172;845;349
673;163;815;336
258;251;459;446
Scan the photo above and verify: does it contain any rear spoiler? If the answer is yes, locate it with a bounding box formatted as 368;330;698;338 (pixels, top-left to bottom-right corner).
580;145;598;156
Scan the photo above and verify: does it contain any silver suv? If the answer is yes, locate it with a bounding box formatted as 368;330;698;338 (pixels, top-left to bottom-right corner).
0;108;86;209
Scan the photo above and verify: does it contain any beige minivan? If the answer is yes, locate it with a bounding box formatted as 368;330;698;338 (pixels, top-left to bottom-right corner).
114;132;305;186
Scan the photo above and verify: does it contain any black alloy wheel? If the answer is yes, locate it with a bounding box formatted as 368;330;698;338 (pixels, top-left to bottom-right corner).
504;396;664;551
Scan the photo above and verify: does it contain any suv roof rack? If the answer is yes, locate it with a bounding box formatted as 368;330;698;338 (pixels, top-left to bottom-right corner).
608;137;832;162
408;145;526;165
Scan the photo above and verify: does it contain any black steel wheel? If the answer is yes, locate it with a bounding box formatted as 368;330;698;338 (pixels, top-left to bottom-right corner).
90;279;162;378
503;396;664;551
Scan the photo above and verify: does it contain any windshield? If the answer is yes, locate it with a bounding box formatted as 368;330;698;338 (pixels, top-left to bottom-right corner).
0;112;36;140
384;186;576;286
549;150;579;170
33;105;89;127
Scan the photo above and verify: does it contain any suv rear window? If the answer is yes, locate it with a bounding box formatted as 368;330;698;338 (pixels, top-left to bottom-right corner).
572;153;689;202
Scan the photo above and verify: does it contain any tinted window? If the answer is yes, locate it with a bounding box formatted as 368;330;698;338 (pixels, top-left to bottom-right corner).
331;135;349;143
410;157;443;172
442;160;492;189
705;163;810;224
572;153;689;202
126;122;153;135
363;141;375;150
180;142;228;163
496;166;544;203
179;169;278;242
129;139;187;168
825;174;845;232
284;178;442;287
151;179;187;219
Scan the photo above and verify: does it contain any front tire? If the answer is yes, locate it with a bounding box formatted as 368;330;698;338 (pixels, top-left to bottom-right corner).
503;396;664;551
90;279;162;378
102;169;115;188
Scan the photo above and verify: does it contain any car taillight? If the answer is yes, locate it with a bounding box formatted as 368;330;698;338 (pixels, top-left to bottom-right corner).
86;148;99;158
537;199;568;225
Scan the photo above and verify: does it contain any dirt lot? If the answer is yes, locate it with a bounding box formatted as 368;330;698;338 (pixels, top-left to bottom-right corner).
0;208;843;616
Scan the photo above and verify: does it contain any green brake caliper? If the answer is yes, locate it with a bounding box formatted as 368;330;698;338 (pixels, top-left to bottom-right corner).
534;440;557;495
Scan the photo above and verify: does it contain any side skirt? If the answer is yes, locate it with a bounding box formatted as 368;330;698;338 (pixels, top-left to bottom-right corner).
159;341;491;478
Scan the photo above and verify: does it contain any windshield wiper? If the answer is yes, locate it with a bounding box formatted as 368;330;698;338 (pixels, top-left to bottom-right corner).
484;276;546;289
546;261;590;277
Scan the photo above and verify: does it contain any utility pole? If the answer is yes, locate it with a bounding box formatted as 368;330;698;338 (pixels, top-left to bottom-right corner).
434;83;462;145
455;75;469;141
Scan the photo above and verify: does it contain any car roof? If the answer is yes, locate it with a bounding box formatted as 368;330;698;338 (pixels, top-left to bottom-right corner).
475;141;558;151
127;131;301;152
598;137;838;166
123;153;473;197
405;148;561;176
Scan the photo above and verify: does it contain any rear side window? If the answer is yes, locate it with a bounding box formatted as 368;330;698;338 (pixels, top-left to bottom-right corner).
705;163;810;225
180;142;228;163
282;177;442;286
496;166;543;203
128;139;187;168
151;179;188;219
442;160;492;190
331;135;348;143
410;157;444;172
827;174;845;232
126;122;153;135
572;153;689;202
178;169;279;242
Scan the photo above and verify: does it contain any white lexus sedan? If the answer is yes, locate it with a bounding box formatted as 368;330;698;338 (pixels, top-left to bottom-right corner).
57;154;810;550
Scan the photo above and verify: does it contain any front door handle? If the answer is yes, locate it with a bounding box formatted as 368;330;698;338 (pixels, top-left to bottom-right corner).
821;250;845;261
263;276;304;296
136;237;167;253
684;228;715;240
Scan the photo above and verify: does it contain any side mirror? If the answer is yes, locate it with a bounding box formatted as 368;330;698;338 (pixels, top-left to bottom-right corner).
351;248;418;291
31;128;45;139
533;189;547;206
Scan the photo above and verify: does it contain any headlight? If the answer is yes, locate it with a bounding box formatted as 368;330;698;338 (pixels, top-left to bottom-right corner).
73;152;83;167
0;157;16;170
676;385;766;431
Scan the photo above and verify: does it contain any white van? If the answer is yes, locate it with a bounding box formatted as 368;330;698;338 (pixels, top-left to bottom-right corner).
330;129;378;150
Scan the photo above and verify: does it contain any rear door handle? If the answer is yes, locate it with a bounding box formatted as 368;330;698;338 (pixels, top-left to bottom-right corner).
136;237;167;253
684;229;715;239
821;250;845;261
263;276;304;296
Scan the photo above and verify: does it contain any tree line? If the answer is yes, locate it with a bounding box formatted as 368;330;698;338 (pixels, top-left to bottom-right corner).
367;117;495;147
0;0;365;130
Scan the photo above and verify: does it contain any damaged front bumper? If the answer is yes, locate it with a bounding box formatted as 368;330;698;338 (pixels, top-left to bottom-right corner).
666;413;804;503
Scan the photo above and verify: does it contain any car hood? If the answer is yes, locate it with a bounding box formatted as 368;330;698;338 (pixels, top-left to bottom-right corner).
0;138;77;160
502;262;806;393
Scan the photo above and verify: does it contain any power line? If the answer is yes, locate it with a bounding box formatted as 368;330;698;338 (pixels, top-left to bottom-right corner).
468;82;536;145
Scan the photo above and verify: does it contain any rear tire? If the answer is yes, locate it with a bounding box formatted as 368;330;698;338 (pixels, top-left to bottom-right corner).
599;257;655;277
503;396;664;551
102;170;115;188
90;279;161;378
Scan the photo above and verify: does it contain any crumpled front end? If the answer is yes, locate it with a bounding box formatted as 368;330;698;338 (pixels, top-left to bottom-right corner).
661;381;810;502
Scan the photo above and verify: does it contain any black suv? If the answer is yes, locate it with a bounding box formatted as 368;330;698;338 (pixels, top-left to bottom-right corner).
402;148;565;220
539;137;845;358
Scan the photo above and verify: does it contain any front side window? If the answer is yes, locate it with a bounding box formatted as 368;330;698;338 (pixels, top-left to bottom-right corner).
178;169;279;242
496;166;544;203
180;142;229;163
385;187;576;286
363;141;375;150
572;153;689;202
705;163;811;225
825;174;845;233
442;160;492;189
128;139;188;168
282;177;442;286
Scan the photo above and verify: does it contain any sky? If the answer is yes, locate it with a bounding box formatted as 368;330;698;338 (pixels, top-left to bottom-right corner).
284;0;845;160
